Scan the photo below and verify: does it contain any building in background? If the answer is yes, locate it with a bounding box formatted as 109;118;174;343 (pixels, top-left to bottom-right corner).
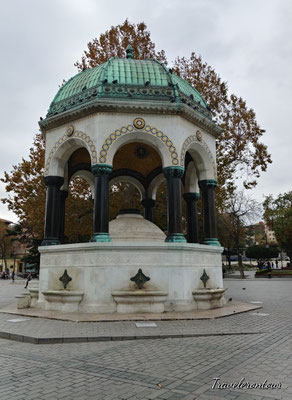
245;221;277;247
264;224;277;245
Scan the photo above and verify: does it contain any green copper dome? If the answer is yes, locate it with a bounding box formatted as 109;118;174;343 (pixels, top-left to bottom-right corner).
47;57;211;120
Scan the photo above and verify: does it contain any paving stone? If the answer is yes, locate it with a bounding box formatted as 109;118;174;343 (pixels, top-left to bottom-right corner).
0;279;291;399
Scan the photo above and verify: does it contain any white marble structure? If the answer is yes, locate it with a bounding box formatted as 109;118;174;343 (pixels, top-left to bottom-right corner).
35;46;225;313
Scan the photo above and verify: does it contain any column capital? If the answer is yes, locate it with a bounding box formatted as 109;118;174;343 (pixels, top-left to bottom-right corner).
91;164;113;177
199;179;218;190
183;192;200;202
44;176;64;188
163;166;184;179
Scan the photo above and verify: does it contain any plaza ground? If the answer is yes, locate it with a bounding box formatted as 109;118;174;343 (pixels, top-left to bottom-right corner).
0;275;291;400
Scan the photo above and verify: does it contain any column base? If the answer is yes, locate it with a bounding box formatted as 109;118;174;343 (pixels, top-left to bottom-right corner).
90;233;112;242
204;238;221;246
41;237;60;246
165;233;187;243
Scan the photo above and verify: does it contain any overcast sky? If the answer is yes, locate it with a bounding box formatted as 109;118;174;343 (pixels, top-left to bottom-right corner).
0;0;291;222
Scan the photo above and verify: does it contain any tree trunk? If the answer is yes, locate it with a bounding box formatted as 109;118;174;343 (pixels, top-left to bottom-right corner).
227;249;231;269
238;252;245;278
1;244;7;270
287;251;292;265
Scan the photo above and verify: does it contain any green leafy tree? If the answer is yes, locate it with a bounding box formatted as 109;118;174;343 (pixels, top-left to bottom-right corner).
6;223;42;270
246;245;279;265
263;192;292;261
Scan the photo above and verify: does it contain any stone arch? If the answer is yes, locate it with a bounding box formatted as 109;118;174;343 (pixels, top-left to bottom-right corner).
180;135;216;180
184;161;199;193
70;170;95;199
109;176;145;200
44;129;98;177
98;124;179;167
147;173;165;200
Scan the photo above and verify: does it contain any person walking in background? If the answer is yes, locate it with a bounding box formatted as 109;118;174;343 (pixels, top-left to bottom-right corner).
11;269;15;282
24;272;32;289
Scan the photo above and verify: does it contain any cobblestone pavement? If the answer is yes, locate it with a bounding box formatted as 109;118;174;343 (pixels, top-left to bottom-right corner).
0;277;291;399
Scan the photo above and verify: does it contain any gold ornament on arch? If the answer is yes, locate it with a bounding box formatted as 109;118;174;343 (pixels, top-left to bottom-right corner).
44;128;98;175
98;122;179;166
133;117;145;129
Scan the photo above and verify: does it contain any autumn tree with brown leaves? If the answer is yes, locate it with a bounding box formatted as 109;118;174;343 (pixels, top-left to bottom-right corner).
1;134;46;239
1;20;271;246
75;20;167;70
0;220;14;270
172;56;271;209
1;134;94;244
76;20;271;211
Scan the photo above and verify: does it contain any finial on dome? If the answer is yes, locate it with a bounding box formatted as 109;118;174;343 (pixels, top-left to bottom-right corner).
126;45;133;59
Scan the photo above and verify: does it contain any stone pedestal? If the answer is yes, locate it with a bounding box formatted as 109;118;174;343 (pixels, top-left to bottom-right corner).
16;294;31;309
38;241;223;313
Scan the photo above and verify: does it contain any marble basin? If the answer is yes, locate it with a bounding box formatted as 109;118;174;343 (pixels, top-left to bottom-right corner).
28;287;39;307
192;288;226;310
42;290;84;312
112;290;168;313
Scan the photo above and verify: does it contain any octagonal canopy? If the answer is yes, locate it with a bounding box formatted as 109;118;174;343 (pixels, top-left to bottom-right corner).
47;55;211;120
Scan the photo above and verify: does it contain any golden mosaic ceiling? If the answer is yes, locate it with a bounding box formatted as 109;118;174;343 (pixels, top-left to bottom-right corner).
113;142;162;177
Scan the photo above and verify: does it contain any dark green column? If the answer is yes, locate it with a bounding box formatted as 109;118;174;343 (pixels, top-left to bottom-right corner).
59;190;68;244
42;176;64;246
183;192;200;243
163;166;186;243
90;164;112;242
199;179;220;246
141;198;156;222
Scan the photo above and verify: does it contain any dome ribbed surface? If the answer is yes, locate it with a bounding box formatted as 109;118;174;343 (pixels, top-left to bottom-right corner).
47;57;211;119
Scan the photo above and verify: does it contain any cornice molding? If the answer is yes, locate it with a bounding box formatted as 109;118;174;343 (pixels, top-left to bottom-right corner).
39;100;222;139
